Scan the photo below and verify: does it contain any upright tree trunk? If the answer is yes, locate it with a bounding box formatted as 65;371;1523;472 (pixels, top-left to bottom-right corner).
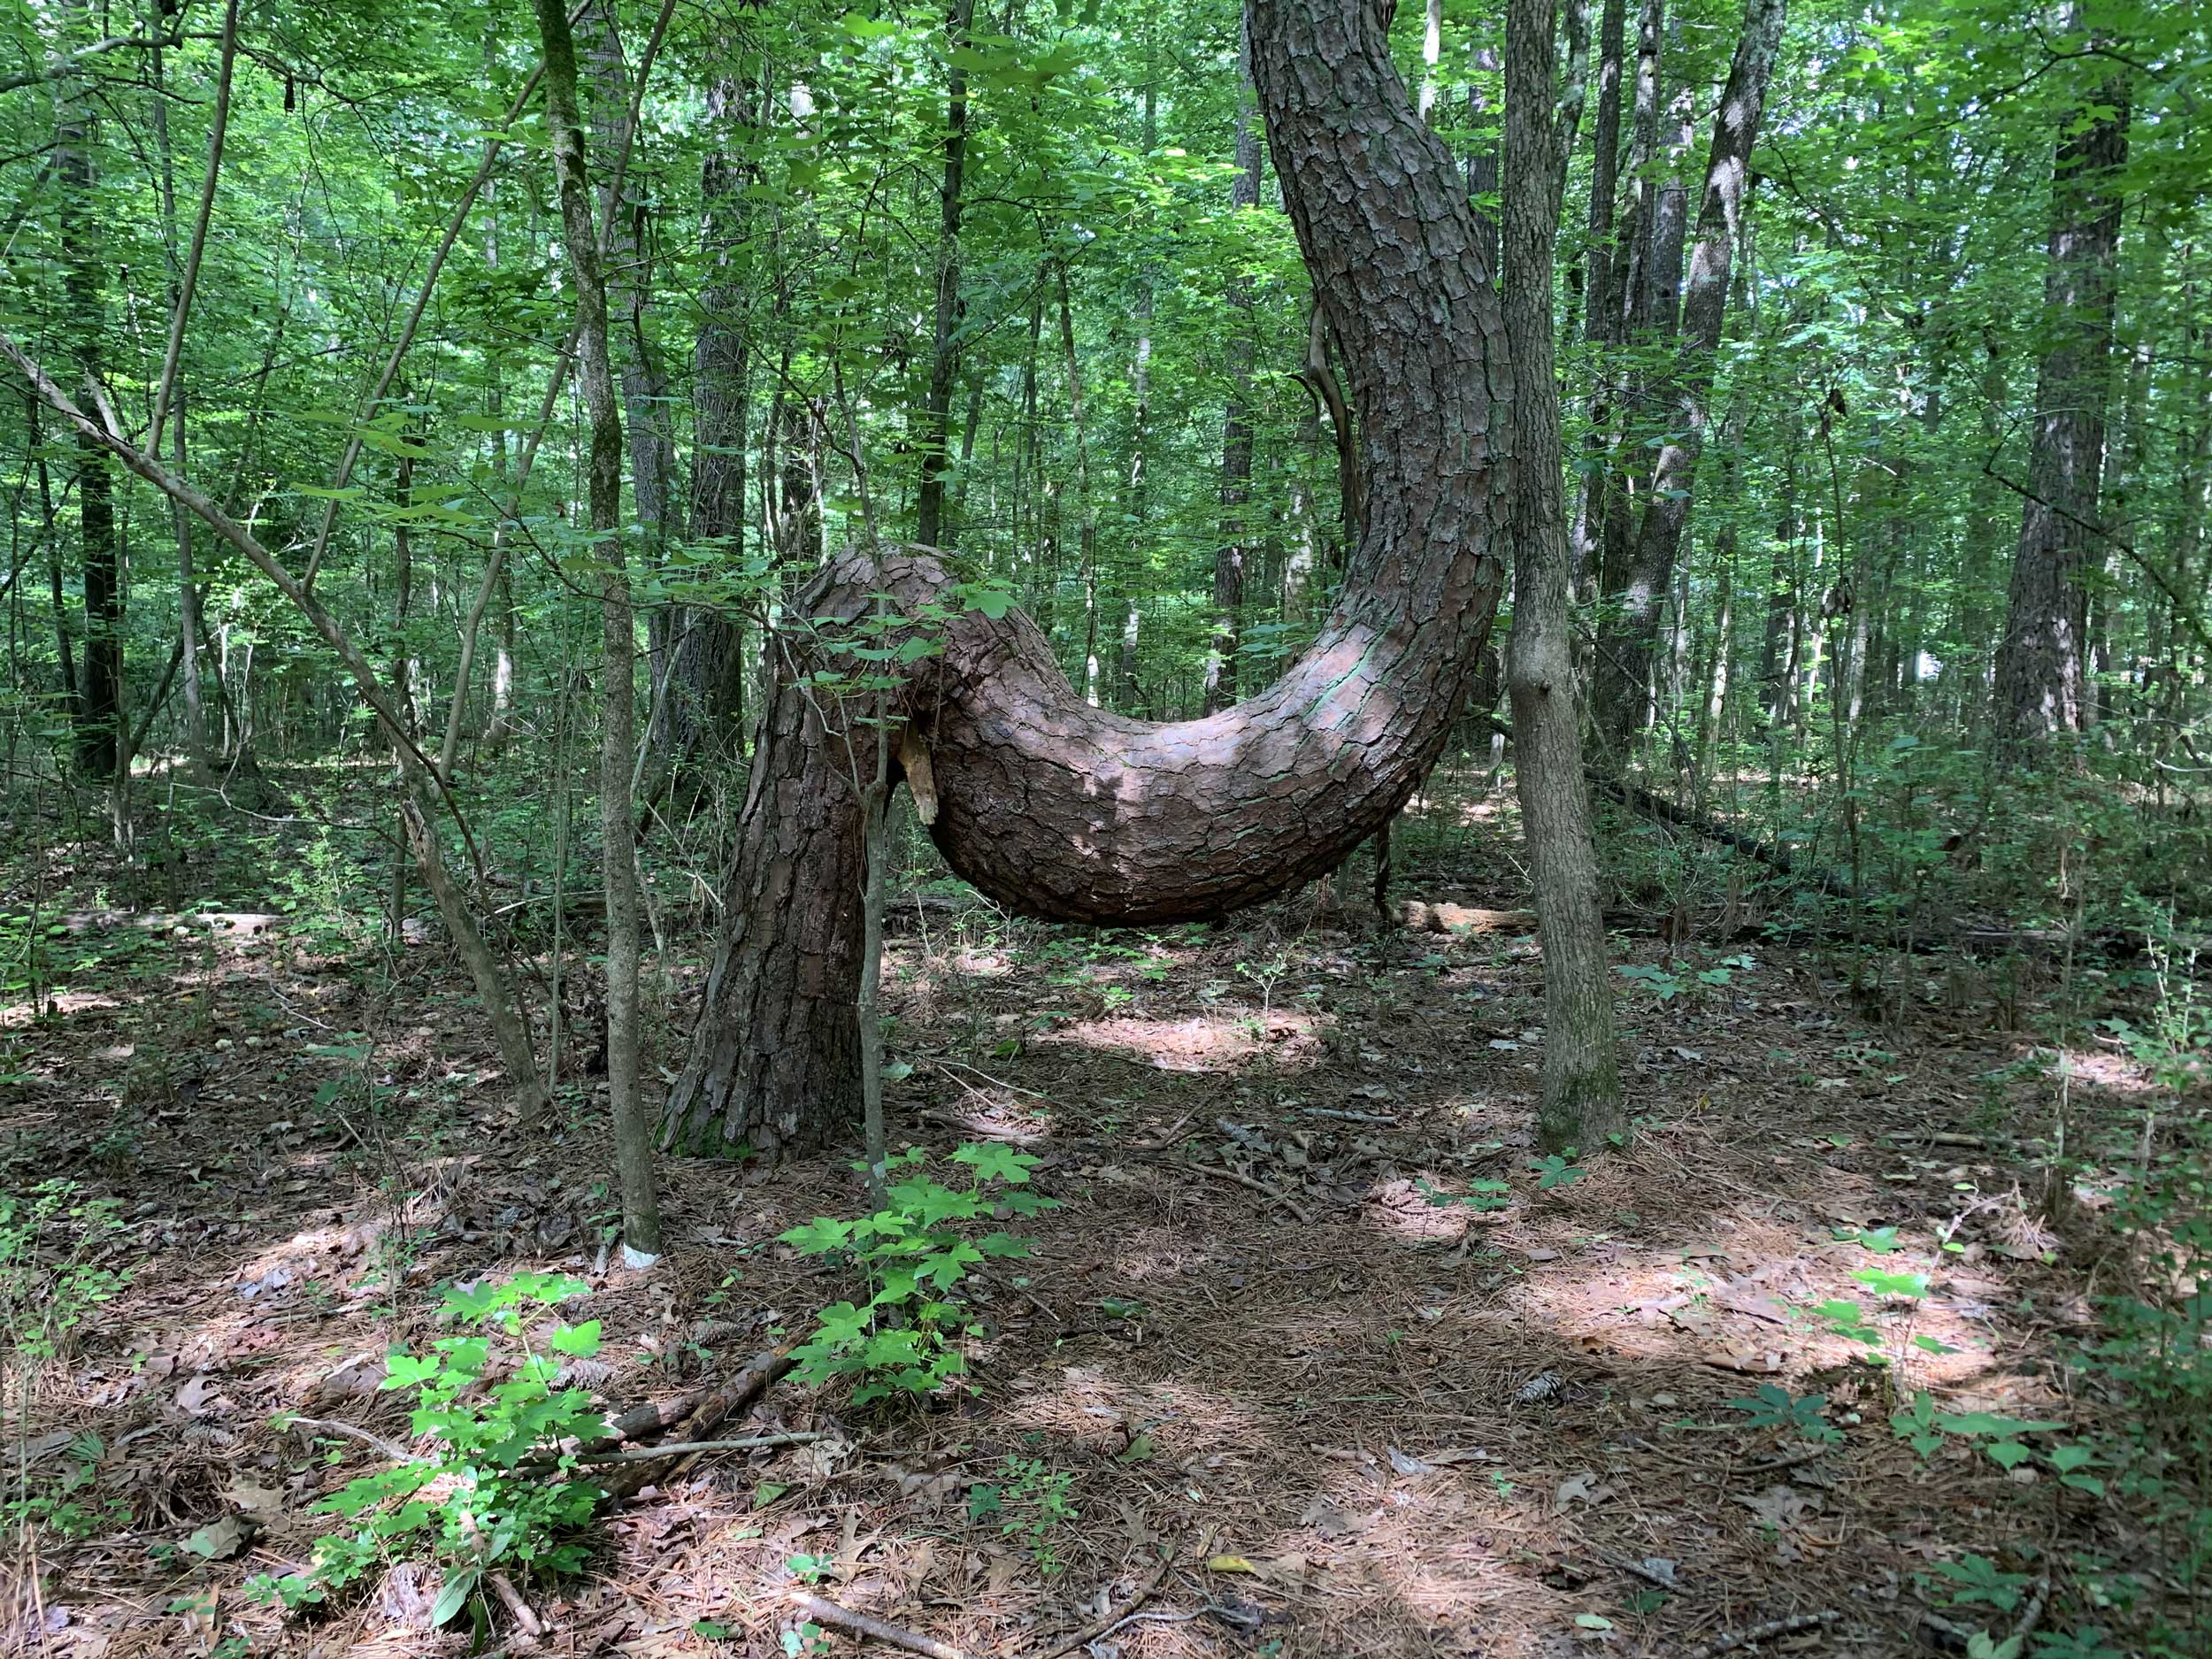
674;68;757;759
1568;0;1627;590
54;10;121;782
914;0;976;552
1203;82;1263;716
1593;0;1786;743
664;0;1513;1156
1506;0;1622;1149
536;0;662;1263
1993;65;2129;746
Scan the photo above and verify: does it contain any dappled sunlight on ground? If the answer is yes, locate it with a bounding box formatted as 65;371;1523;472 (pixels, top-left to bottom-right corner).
3;802;2190;1657
1037;1010;1327;1073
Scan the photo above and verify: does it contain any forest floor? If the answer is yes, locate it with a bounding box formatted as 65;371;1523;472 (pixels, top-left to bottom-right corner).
0;783;2175;1659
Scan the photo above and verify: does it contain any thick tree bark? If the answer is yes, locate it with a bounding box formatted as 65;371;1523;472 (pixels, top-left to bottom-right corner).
537;0;662;1261
663;0;1512;1156
1993;69;2129;746
1592;0;1786;743
1506;0;1623;1150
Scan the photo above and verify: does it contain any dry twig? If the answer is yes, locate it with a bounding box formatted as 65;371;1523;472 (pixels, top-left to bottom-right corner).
1182;1162;1314;1225
1680;1609;1840;1658
282;1416;415;1463
576;1431;826;1464
789;1591;967;1659
1028;1526;1210;1659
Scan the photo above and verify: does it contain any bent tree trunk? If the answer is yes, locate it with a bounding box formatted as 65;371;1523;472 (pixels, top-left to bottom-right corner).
662;0;1513;1158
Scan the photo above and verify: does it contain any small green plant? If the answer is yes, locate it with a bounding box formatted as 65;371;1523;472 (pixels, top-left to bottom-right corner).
1417;1178;1511;1212
4;1431;124;1539
1;1179;127;1383
250;1274;608;1626
968;1455;1079;1575
1724;1383;1842;1443
1920;1554;2035;1615
1888;1390;2066;1468
779;1143;1058;1403
1529;1151;1586;1192
1616;963;1685;1000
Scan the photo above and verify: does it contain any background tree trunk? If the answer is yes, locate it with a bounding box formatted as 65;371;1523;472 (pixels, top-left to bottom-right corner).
537;0;662;1261
55;9;121;783
664;0;1514;1156
1993;69;2129;745
1506;0;1624;1150
1202;80;1263;716
1593;0;1786;744
913;0;975;553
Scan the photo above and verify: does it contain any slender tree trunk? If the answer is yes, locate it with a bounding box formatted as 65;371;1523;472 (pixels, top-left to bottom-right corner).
1203;78;1262;715
914;0;976;551
1506;0;1622;1149
674;66;758;760
1568;0;1627;592
664;0;1513;1155
54;8;121;782
1593;0;1786;743
535;0;662;1262
1993;60;2129;746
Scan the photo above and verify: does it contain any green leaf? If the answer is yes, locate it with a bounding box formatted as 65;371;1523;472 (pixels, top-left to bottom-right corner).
549;1321;602;1357
1935;1410;2066;1437
431;1567;480;1627
1984;1440;2032;1470
950;1141;1040;1185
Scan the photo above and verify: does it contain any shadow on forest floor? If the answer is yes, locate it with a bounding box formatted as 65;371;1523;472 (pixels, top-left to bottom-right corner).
0;798;2178;1659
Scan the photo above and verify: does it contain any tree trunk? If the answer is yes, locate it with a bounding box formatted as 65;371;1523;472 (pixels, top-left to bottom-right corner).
1993;62;2129;746
1202;80;1263;716
1505;0;1623;1150
1592;0;1786;743
664;0;1512;1156
1567;0;1626;592
537;0;662;1261
55;12;121;782
672;68;757;760
914;0;975;552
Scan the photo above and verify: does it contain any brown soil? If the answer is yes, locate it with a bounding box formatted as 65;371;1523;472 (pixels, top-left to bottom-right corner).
0;808;2158;1659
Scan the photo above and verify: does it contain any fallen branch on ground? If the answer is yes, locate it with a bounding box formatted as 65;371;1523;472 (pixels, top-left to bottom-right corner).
1181;1162;1314;1225
788;1591;967;1659
282;1416;416;1463
1680;1609;1840;1658
595;1347;796;1502
575;1431;826;1465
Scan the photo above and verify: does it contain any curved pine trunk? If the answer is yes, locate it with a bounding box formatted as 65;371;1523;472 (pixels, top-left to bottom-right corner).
662;0;1512;1158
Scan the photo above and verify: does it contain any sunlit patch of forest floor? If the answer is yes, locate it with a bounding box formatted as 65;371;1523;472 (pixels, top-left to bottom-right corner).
0;793;2185;1658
